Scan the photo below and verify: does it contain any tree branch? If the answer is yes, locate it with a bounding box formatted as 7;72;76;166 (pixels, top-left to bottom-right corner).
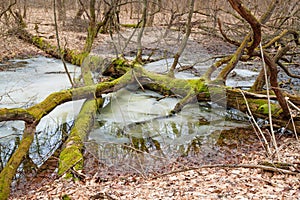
152;163;298;179
227;0;261;55
0;0;16;19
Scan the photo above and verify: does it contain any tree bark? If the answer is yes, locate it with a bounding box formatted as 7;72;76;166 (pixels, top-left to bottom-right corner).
0;57;299;197
169;0;195;77
58;54;103;176
227;0;261;55
136;0;147;63
56;0;66;22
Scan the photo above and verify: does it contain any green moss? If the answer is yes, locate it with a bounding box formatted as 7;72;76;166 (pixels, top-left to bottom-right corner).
0;127;35;200
58;99;102;177
257;103;282;115
62;194;72;200
32;36;56;53
32;36;44;46
28;90;73;120
188;79;208;93
70;51;89;66
121;23;141;28
58;145;83;175
112;57;127;67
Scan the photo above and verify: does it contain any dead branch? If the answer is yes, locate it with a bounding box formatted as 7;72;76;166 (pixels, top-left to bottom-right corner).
216;35;249;81
277;62;300;79
0;108;35;123
152;163;298;179
0;0;16;19
168;0;195;77
217;18;240;46
262;51;290;117
263;29;300;49
228;0;261;55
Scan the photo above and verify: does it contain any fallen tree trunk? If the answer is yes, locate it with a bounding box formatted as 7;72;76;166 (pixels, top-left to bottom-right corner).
58;55;103;177
16;28;88;66
0;58;132;198
0;122;37;200
0;56;299;198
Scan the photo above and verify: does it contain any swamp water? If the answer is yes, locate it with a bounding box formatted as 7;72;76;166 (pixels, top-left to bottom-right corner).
0;56;253;173
0;57;82;168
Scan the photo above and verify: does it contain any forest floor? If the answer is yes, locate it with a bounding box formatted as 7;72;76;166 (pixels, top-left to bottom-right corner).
9;128;300;199
1;8;300;200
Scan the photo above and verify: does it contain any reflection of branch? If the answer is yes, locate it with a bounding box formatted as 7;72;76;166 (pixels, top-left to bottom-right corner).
86;141;165;160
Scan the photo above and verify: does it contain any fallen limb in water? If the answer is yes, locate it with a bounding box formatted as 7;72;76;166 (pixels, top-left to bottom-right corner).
0;56;299;199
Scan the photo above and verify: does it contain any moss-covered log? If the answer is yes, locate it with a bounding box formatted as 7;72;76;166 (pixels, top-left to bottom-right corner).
105;61;300;132
58;54;103;177
1;59;299;131
0;57;299;198
17;28;87;65
58;98;102;176
0;122;36;200
0;59;133;198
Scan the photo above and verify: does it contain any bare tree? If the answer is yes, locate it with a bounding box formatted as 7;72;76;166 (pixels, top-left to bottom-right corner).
57;0;66;22
135;0;147;63
168;0;195;77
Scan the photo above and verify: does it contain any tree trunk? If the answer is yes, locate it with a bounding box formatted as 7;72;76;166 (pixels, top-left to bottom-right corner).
136;0;147;63
57;0;66;22
0;123;37;200
0;55;299;198
168;0;195;77
58;54;103;176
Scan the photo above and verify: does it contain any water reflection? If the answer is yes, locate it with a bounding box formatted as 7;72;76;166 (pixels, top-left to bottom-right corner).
87;88;249;172
0;57;80;174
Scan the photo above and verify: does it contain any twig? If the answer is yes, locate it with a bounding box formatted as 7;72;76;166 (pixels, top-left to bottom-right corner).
152;163;298;179
132;70;145;92
77;0;91;20
260;42;279;160
240;90;272;156
0;0;16;18
53;0;74;87
286;98;300;112
285;97;299;140
277;62;300;79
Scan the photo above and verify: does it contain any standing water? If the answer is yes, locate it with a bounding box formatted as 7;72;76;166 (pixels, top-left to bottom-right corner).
0;56;82;167
0;56;252;173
